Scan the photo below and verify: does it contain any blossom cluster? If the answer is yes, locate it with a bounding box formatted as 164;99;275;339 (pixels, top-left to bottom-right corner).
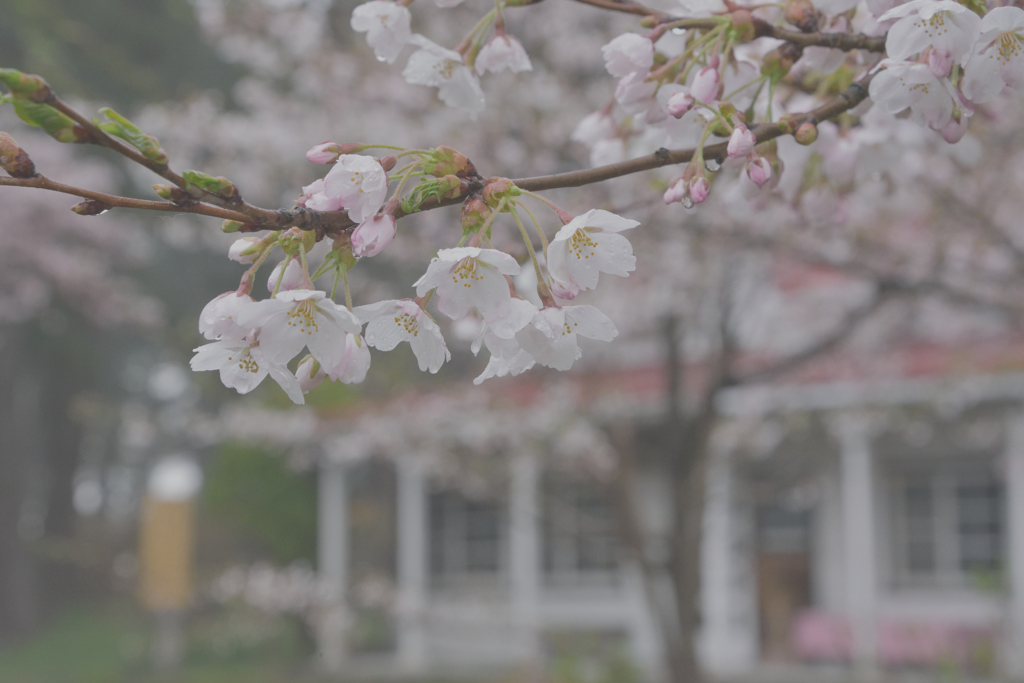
191;148;639;402
351;0;532;116
348;0;1024;211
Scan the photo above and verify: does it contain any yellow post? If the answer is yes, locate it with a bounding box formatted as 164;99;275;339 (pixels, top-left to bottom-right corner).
138;497;195;612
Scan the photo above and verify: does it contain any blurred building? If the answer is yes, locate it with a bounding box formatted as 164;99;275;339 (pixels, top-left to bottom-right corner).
314;333;1024;681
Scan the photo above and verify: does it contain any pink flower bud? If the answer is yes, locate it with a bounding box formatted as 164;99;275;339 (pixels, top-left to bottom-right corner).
228;236;261;264
306;142;342;164
352;213;397;258
727;124;757;158
746;156;772;188
666;92;695;118
550;275;580;301
663;178;687;204
296;356;326;394
928;48;953;79
689;176;710;204
268;258;306;293
939;113;969;144
691;66;721;104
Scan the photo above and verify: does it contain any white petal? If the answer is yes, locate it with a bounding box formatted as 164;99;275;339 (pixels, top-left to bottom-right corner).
564;305;618;342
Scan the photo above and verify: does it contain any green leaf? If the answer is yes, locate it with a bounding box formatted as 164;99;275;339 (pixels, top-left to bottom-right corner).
95;107;167;164
12;99;79;143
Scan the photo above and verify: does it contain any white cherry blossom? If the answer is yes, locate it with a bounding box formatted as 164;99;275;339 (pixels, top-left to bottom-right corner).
403;36;485;115
516;305;618;371
191;336;304;404
475;34;532;74
354;299;450;373
298;178;342;212
199;291;255;340
323;155;390;224
962;6;1024;104
413;247;521;321
350;1;412;65
572;111;617;146
237;289;361;369
602;34;654;78
329;333;372;384
471;298;538;384
881;0;980;66
868;60;956;129
547;209;639;292
352;213;396;257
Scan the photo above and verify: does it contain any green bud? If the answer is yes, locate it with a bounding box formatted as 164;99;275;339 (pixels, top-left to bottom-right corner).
784;0;819;32
95;108;168;164
400;175;470;214
332;232;359;270
482;177;519;210
761;43;802;83
718;102;737;122
71;200;110;216
12;99;87;143
221;220;244;233
460;196;492;236
278;226;317;254
708;119;731;137
153;184;192;205
0;69;50;100
794;121;818;145
423;145;471;178
0;132;36;178
729;9;756;43
182;170;239;199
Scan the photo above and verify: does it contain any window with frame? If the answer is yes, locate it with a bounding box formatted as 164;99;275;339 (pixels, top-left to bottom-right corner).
428;490;504;581
542;475;619;579
891;470;1003;588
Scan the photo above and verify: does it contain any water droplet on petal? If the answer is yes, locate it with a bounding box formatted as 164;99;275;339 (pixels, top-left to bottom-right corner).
704;158;721;172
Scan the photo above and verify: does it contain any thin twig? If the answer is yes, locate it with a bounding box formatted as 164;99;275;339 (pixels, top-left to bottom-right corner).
0;174;254;222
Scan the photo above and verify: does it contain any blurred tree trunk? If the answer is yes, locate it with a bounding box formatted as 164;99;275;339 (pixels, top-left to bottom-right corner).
0;328;42;642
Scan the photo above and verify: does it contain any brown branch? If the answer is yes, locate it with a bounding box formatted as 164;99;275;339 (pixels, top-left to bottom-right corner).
0;175;255;223
564;0;887;51
514;74;872;192
43;93;306;227
727;288;890;385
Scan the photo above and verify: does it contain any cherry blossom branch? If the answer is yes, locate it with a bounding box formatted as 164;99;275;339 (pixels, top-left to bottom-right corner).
1;75;872;235
514;75;872;192
0;174;254;222
565;0;887;51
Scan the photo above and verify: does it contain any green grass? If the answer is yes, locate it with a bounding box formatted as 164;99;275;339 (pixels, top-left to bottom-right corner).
0;602;311;683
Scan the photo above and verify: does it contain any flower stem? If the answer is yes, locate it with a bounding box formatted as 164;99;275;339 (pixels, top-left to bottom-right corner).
511;205;551;299
516;199;549;258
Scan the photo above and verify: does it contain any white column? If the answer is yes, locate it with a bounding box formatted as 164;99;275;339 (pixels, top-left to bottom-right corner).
1004;414;1024;680
700;440;756;675
830;413;879;675
509;454;541;661
317;461;348;672
396;457;428;671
